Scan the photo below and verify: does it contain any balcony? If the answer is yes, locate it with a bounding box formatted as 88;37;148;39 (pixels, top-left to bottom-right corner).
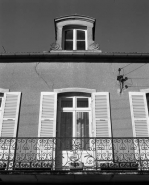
0;137;148;172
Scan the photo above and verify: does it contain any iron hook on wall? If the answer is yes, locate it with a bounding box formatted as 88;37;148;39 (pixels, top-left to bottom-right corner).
117;68;128;93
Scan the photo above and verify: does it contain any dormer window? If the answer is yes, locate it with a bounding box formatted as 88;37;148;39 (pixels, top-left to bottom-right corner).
64;28;87;50
52;15;101;52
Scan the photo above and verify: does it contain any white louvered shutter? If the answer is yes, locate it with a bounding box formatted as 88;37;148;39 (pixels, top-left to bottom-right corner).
0;92;21;137
92;92;111;137
129;92;149;137
38;92;57;137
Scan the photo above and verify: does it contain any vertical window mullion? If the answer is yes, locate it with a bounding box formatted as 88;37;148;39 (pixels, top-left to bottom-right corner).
73;110;76;138
85;30;87;50
73;29;76;50
89;111;92;137
72;97;75;137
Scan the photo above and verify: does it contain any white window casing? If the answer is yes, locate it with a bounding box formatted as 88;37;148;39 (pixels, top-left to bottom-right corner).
129;92;149;137
64;29;87;50
92;92;111;137
0;92;21;137
38;92;57;137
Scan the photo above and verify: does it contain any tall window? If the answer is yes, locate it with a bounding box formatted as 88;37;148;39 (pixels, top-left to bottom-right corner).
64;29;87;50
57;93;91;150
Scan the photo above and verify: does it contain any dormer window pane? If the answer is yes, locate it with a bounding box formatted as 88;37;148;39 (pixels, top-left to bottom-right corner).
77;30;85;40
77;41;85;50
64;41;73;50
65;30;73;39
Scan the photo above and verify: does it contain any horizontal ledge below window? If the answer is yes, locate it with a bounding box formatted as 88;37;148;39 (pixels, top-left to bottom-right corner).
0;88;9;92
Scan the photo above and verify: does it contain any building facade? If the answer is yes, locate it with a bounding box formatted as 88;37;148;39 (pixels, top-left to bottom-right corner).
0;15;149;183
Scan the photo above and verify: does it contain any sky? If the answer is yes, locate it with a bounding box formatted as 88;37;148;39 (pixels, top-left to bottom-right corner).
0;0;149;53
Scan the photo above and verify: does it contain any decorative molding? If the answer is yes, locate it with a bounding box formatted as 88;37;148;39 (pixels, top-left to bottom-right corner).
54;88;96;93
0;88;9;92
140;88;149;93
88;42;101;51
49;43;61;51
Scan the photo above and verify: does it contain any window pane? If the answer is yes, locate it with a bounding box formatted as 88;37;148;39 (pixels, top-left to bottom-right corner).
0;93;4;97
61;98;73;108
65;30;73;39
76;112;89;150
76;112;89;137
77;30;85;40
60;112;73;150
60;112;72;137
64;41;73;50
77;41;85;50
77;98;88;107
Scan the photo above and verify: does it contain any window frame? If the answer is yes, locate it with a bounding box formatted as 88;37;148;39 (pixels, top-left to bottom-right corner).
63;26;87;50
0;89;9;111
0;94;4;111
58;95;92;138
0;93;4;126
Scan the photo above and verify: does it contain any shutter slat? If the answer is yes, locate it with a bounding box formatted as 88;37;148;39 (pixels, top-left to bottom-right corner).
40;120;54;137
129;92;149;137
38;92;57;137
92;92;111;137
0;92;21;137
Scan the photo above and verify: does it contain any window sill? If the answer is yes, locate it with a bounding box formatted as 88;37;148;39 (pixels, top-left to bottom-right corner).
49;50;102;53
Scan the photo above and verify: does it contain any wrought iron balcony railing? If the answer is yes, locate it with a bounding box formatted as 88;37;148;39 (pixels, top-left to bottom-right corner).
0;137;148;171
